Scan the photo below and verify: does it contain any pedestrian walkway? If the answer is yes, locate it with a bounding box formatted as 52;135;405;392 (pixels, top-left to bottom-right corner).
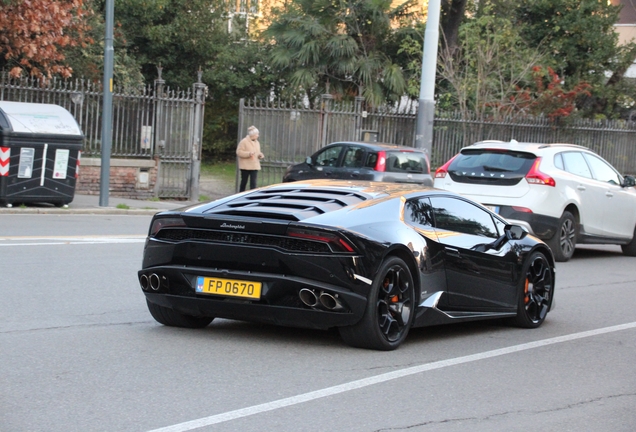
0;175;237;215
0;193;197;215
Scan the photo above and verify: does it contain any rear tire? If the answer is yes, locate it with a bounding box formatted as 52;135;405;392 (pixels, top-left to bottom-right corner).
547;211;576;262
621;225;636;256
339;257;415;351
146;299;214;328
512;252;554;328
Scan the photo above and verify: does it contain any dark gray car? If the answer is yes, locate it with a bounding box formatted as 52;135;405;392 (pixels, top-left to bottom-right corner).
282;141;433;186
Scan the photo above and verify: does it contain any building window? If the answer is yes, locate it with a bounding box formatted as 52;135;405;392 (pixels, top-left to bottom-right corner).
227;0;259;33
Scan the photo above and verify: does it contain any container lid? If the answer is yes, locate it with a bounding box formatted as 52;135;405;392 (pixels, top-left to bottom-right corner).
0;101;82;135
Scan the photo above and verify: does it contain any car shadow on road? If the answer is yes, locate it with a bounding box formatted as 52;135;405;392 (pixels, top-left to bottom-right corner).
147;318;344;348
406;319;512;345
571;246;624;260
146;316;520;351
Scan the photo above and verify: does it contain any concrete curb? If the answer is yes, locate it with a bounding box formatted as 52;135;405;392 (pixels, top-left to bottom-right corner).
0;194;198;216
0;207;165;215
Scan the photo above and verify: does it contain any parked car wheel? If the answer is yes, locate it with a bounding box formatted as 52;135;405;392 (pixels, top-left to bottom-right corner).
547;211;577;262
146;300;214;328
512;252;553;328
621;225;636;256
339;256;414;350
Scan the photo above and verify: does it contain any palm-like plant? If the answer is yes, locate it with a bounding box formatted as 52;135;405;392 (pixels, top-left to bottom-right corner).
266;0;419;106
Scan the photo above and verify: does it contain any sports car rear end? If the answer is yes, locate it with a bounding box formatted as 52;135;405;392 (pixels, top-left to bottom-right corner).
139;184;389;330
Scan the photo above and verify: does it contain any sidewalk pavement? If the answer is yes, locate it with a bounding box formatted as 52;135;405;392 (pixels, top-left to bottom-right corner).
0;177;237;215
0;193;200;215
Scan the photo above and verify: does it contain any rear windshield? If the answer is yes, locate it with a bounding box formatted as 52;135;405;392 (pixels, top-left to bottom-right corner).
448;149;535;185
385;152;428;174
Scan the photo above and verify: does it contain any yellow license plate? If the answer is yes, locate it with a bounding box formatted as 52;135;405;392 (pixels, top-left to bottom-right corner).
195;276;261;299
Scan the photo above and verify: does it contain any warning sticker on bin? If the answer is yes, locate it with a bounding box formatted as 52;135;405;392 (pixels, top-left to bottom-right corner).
18;148;34;178
53;149;69;179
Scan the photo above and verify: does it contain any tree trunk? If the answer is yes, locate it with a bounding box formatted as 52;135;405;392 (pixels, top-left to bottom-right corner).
441;0;468;53
606;44;636;87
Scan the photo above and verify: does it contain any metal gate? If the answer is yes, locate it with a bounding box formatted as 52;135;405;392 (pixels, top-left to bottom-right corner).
153;75;206;199
1;70;207;200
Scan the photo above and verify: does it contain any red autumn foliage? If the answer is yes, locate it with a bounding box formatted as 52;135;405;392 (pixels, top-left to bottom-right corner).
0;0;93;80
512;66;592;120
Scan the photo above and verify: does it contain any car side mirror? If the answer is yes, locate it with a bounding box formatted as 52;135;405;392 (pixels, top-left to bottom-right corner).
505;224;528;240
488;224;528;251
622;175;635;188
306;156;313;166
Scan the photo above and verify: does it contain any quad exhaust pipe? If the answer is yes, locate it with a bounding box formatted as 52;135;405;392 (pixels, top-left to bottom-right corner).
299;288;344;311
299;288;318;307
149;273;161;290
139;274;149;290
140;273;163;291
319;292;344;311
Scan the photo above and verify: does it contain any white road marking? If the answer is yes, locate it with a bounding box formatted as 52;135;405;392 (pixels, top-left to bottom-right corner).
148;322;636;432
0;235;146;246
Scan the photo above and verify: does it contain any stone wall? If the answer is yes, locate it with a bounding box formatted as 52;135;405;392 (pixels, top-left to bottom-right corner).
77;158;158;200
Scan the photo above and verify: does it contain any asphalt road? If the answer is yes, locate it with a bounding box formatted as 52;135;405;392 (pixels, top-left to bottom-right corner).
1;215;635;432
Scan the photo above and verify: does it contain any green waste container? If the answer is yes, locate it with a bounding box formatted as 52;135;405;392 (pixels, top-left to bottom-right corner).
0;101;84;207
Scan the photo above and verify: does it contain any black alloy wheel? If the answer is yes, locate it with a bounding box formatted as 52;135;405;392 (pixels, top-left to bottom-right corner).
548;211;576;262
339;256;415;350
513;252;553;328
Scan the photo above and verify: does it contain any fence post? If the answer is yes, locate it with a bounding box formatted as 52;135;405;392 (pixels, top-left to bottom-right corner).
70;81;85;129
354;96;365;141
320;93;333;148
152;66;165;196
235;99;246;193
189;70;207;201
153;66;166;157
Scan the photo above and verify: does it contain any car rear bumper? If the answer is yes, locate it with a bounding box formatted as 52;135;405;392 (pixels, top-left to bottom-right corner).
144;292;363;329
138;266;368;330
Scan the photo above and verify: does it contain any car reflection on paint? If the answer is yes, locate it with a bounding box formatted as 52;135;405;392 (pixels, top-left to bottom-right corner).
138;180;555;351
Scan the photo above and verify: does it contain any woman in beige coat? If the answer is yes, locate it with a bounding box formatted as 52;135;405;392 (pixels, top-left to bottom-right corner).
236;125;264;191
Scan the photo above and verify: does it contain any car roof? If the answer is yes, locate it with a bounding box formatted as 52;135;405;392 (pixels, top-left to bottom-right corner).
464;140;589;153
328;141;426;152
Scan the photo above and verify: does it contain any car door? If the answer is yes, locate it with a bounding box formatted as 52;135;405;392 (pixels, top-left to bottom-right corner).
403;197;448;304
583;153;636;239
339;145;371;180
303;144;345;180
429;196;517;311
559;151;605;235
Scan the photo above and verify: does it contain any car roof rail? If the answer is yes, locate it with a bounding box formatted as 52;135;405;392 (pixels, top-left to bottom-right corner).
537;143;588;150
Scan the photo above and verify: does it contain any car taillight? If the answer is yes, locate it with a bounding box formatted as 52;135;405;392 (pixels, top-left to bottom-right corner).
525;158;555;187
287;227;355;253
375;151;386;172
150;217;187;236
512;206;533;213
435;155;457;179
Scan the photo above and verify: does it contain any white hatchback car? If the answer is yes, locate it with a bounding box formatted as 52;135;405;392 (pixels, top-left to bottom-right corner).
434;140;636;261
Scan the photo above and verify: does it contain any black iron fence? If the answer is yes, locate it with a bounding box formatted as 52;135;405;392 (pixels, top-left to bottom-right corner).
4;72;634;197
0;70;206;198
240;97;636;188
